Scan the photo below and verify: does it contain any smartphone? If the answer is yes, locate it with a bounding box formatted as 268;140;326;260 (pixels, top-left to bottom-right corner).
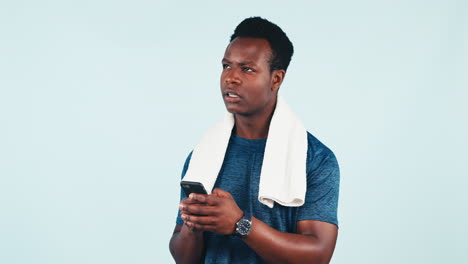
180;181;208;197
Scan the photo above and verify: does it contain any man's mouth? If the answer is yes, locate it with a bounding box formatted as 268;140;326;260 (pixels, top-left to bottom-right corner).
224;91;241;103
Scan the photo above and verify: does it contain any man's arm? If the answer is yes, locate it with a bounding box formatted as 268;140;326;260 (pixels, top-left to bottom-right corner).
182;189;338;264
169;224;205;264
169;197;207;264
243;218;337;264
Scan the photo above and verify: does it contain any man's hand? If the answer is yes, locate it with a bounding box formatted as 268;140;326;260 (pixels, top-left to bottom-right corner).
178;195;207;233
179;188;243;235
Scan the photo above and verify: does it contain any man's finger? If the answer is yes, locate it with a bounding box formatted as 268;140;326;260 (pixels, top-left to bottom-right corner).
189;193;207;202
181;197;206;205
182;214;218;225
184;204;216;216
179;198;207;212
190;193;219;206
212;188;231;198
186;221;217;233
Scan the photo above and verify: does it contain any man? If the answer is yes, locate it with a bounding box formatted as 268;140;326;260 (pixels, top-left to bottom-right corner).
169;17;340;264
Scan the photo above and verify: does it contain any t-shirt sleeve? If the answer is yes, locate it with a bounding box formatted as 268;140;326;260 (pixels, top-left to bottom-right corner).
175;151;193;226
296;148;340;226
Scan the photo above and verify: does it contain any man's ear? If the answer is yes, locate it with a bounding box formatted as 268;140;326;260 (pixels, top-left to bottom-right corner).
271;69;286;92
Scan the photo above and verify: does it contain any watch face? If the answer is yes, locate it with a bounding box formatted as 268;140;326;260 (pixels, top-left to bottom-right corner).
236;219;251;236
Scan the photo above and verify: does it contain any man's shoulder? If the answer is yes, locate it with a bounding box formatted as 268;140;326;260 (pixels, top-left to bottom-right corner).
306;131;338;172
306;131;336;158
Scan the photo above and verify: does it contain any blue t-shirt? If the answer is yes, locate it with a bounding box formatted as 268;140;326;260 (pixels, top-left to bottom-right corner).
176;131;340;264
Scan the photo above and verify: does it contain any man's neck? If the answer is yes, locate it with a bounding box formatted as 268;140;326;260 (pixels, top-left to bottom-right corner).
233;100;277;140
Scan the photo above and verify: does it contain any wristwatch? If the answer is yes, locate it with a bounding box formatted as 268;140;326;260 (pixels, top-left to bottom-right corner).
234;211;252;237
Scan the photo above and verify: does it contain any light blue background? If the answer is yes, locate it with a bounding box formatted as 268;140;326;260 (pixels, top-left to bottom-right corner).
1;0;467;263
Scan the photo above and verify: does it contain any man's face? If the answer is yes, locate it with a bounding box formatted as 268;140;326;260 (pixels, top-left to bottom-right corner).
220;37;276;116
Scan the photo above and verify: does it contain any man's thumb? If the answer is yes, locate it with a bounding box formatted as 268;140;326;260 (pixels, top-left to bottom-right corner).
212;188;230;198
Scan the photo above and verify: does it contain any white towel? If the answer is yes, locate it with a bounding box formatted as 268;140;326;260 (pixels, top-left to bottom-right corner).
182;95;308;208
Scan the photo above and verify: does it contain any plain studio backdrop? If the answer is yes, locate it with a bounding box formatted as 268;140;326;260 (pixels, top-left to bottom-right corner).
0;0;467;263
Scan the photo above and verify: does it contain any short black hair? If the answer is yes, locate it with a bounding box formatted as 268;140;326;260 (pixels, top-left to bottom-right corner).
230;17;294;72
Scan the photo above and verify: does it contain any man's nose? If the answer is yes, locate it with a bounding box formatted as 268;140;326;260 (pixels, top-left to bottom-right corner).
224;70;241;85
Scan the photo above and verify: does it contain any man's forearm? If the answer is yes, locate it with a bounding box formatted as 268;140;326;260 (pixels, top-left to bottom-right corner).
169;225;205;264
243;217;335;264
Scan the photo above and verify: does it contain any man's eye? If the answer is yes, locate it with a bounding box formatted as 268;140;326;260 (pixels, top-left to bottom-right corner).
243;67;254;72
222;64;230;69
